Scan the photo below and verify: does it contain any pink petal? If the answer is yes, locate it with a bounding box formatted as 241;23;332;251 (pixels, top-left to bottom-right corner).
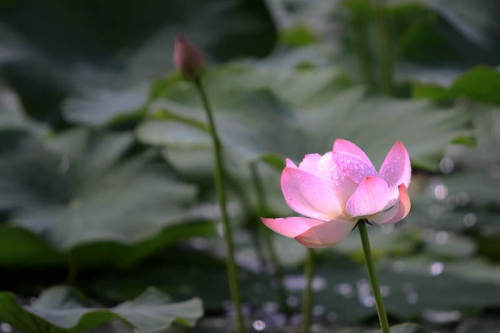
286;158;297;168
332;152;377;184
296;152;358;205
346;176;395;218
260;217;325;238
333;139;374;167
379;140;411;188
295;219;355;248
314;152;358;204
370;184;411;225
298;154;322;174
173;36;205;80
281;167;344;221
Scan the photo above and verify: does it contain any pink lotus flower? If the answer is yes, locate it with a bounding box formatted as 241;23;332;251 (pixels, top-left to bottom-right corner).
173;35;205;80
261;139;411;248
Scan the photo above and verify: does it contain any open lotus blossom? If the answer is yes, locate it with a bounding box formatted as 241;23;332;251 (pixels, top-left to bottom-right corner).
261;139;411;248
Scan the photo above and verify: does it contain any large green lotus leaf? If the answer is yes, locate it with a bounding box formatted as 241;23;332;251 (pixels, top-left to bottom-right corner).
272;0;500;86
441;168;500;207
333;225;421;260
451;317;500;333
0;84;47;134
0;286;202;333
0;221;214;269
394;0;500;68
407;107;500;235
408;167;500;239
390;0;500;66
267;0;500;88
167;320;427;332
82;243;500;323
0;225;66;267
81;246;278;312
409;192;500;235
0;129;211;252
461;107;500;163
435;106;500;169
138;64;468;170
421;231;477;259
304;254;500;323
410;0;500;49
413;66;500;105
0;0;276;125
63;83;151;126
392;1;500;86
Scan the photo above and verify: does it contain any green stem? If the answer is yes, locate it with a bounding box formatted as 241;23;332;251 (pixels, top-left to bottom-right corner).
249;162;269;213
302;248;314;333
264;228;289;313
66;251;78;285
250;162;289;313
358;220;390;333
194;78;245;333
372;0;393;95
351;8;373;87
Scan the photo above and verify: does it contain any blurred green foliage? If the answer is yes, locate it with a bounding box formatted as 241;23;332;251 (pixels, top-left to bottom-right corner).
1;0;500;332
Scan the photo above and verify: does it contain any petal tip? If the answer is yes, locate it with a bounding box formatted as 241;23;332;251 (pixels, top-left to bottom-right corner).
332;138;353;151
379;140;411;188
285;158;297;168
394;140;408;152
394;140;407;151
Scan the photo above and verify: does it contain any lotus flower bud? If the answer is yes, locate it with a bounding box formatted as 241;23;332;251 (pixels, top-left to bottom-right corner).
173;35;205;80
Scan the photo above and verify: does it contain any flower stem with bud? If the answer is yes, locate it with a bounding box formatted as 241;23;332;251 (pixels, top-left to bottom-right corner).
194;77;245;333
